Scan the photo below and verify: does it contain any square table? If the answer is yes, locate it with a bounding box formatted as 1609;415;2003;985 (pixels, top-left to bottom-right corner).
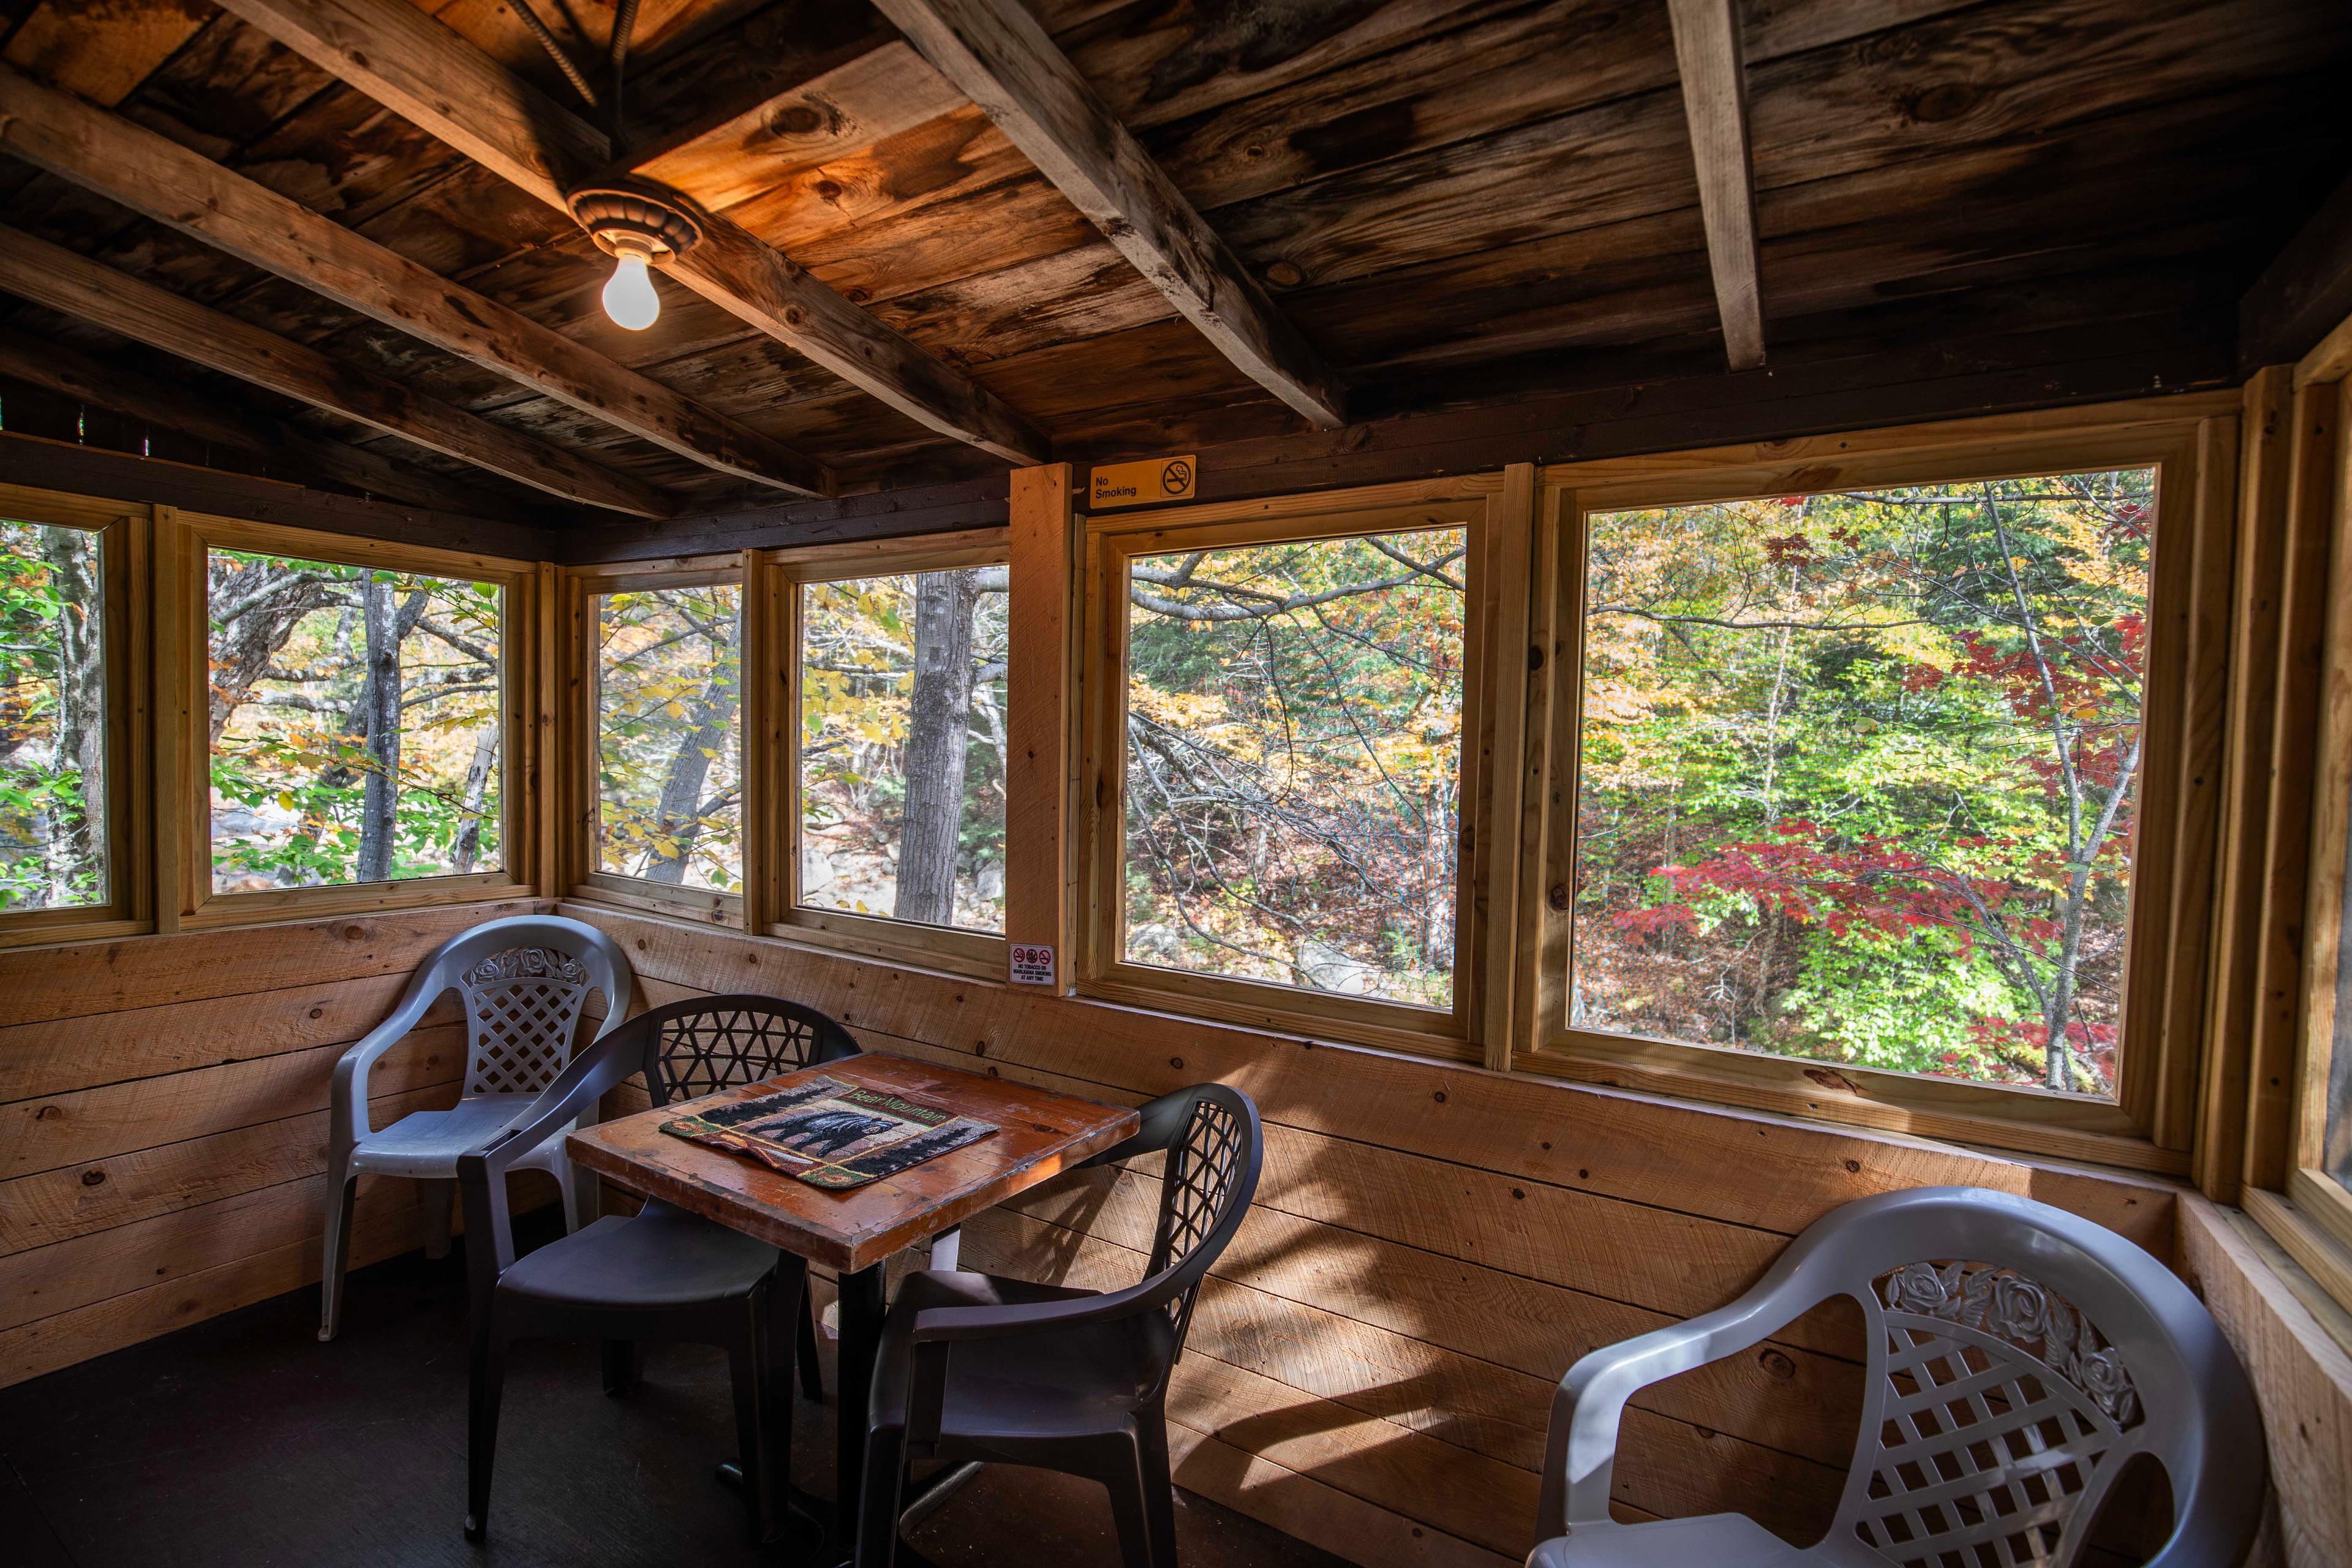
567;1051;1140;1556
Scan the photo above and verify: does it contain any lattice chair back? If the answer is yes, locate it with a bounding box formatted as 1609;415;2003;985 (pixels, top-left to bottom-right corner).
1792;1190;2261;1568
630;993;862;1108
427;916;633;1098
1080;1084;1262;1360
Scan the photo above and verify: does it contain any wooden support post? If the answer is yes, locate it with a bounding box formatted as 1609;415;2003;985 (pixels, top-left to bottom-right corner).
1480;462;1539;1070
1005;463;1080;995
1665;0;1766;371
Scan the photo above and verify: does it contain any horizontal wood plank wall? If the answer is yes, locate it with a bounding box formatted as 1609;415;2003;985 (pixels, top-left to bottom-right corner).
567;902;2181;1566
0;899;547;1389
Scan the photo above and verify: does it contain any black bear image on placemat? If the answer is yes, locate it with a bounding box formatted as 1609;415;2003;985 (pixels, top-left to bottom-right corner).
661;1076;997;1190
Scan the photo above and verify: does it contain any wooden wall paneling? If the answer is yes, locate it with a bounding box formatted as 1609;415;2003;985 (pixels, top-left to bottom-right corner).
0;1082;451;1257
1005;462;1079;992
571;903;2178;1254
739;548;786;932
2177;1196;2352;1568
2243;382;2344;1193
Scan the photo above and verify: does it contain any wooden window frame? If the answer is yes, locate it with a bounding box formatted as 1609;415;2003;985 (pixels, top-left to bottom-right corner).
2240;344;2352;1314
0;482;151;949
567;554;751;927
757;532;1013;981
164;511;543;929
1517;397;2242;1172
1076;474;1537;1065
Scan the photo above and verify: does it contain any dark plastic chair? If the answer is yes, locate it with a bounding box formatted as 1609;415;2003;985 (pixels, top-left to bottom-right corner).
456;993;860;1544
853;1084;1262;1568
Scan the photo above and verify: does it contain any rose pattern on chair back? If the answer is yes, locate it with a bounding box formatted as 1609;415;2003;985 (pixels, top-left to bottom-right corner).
1847;1260;2143;1568
1148;1096;1246;1343
459;948;594;1096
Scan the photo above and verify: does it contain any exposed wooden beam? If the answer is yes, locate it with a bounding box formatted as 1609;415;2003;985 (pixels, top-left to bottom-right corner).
0;61;826;499
868;0;1349;431
1665;0;1766;371
0;224;674;519
0;323;530;520
0;431;554;560
211;0;1050;466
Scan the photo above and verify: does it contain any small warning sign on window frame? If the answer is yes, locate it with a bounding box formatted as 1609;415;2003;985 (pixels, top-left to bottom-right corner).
1090;454;1196;510
1009;944;1057;986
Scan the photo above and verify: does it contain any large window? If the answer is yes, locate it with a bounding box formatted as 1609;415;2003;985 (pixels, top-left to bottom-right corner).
1118;529;1466;1007
1081;487;1506;1057
1531;421;2220;1168
1570;471;2154;1099
1;517;108;913
797;567;1008;934
594;582;743;895
208;548;504;891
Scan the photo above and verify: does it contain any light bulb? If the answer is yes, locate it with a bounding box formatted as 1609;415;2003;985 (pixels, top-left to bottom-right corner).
601;247;661;331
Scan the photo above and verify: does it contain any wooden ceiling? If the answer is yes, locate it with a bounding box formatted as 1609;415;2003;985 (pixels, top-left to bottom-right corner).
0;0;2345;532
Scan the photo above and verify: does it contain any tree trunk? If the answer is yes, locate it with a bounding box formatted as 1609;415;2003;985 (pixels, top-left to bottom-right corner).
354;572;401;884
643;599;739;885
896;569;978;926
36;526;104;902
451;728;499;874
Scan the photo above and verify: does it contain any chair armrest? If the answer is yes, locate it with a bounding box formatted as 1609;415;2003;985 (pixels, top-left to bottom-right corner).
1540;1292;1816;1533
329;979;445;1151
454;1025;646;1288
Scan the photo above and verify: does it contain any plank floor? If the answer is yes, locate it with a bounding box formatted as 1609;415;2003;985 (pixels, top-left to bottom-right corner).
0;1221;1351;1568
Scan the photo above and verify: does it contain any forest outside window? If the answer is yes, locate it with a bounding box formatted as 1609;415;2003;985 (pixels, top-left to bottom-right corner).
1;511;114;925
788;555;1008;942
1082;488;1501;1058
592;578;744;902
1533;424;2217;1165
192;522;524;917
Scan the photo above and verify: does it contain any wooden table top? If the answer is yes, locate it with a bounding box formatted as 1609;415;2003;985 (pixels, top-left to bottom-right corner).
566;1052;1139;1273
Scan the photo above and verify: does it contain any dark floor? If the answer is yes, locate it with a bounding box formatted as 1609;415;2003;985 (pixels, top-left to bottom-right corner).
0;1226;1349;1568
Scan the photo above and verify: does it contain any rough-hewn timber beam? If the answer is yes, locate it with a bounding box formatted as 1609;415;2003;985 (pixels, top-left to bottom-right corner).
0;61;824;498
2242;168;2352;374
212;0;1049;466
0;224;674;518
1665;0;1766;371
869;0;1348;430
0;322;528;519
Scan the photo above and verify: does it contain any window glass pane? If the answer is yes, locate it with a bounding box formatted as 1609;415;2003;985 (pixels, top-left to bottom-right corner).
1572;470;2157;1098
1120;527;1468;1009
596;584;742;892
209;550;502;891
0;519;106;911
800;569;1006;932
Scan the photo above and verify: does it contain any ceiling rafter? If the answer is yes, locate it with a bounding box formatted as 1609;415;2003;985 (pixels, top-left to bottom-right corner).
1665;0;1767;371
0;222;676;518
212;0;1050;466
0;60;826;500
0;323;525;520
868;0;1350;431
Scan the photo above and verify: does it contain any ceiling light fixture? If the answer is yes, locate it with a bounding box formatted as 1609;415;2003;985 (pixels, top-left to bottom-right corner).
568;186;702;333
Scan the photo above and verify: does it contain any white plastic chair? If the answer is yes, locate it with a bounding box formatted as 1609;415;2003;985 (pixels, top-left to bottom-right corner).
317;914;633;1341
1527;1186;2265;1568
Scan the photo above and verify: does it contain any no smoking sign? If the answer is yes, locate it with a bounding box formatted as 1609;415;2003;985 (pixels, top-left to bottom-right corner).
1009;943;1057;986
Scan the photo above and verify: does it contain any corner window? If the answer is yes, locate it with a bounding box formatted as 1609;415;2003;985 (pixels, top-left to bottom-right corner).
1570;470;2155;1098
1;516;109;913
205;545;506;894
797;567;1007;933
594;582;744;894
